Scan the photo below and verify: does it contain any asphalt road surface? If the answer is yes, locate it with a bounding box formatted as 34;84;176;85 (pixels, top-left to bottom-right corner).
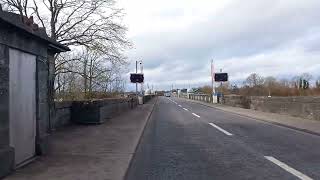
125;97;320;180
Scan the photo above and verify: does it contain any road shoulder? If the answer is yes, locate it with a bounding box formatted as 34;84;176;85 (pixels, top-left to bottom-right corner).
179;97;320;136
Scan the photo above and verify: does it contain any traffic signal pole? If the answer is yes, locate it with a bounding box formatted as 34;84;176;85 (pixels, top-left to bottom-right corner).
136;61;138;97
140;61;144;95
211;60;215;94
211;60;217;103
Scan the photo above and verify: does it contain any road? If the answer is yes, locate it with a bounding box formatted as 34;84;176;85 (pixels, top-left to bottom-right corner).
125;97;320;180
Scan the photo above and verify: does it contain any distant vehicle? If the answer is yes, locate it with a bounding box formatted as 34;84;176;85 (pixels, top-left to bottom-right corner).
164;92;171;97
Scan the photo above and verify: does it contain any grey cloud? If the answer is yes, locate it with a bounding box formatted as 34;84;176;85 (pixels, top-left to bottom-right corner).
126;0;320;90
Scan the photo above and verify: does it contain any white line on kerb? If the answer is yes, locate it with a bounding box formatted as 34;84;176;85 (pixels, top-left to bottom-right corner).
209;123;233;136
192;113;200;118
183;108;189;111
265;156;313;180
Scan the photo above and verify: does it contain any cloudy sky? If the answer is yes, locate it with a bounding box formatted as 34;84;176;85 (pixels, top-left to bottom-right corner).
118;0;320;91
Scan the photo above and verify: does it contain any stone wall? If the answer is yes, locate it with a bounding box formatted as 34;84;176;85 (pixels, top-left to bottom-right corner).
189;94;212;103
143;95;156;103
223;95;320;121
0;9;68;178
0;22;51;169
53;97;139;129
250;96;320;121
0;44;9;146
183;94;320;121
0;42;14;179
223;95;251;109
53;101;73;129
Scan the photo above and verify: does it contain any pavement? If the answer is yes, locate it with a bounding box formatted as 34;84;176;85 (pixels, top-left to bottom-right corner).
181;97;320;136
126;96;320;180
4;97;157;180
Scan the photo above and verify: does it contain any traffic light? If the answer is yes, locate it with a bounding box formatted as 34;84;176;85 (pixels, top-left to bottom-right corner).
130;73;144;83
214;73;228;82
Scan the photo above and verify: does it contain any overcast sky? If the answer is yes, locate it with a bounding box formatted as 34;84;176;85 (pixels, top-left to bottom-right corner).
118;0;320;91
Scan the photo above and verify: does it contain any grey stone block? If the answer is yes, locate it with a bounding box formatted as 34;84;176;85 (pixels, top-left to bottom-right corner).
0;44;8;66
54;107;71;129
0;66;9;88
0;87;8;126
36;133;49;155
71;101;102;124
0;128;9;146
0;146;14;179
38;102;49;134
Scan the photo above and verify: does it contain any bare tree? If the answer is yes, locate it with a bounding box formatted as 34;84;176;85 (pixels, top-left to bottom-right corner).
244;73;264;87
1;0;130;52
54;48;127;99
301;73;313;82
264;76;277;88
316;76;320;89
0;0;29;18
2;0;131;101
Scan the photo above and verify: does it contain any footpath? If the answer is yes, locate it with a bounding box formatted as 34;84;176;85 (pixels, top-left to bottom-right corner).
182;98;320;136
5;97;157;180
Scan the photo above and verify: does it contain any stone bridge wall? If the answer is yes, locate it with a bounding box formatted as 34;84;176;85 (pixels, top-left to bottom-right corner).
184;94;320;121
249;96;320;121
53;95;156;129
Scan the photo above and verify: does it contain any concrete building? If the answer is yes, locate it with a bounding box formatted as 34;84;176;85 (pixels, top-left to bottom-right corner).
0;7;69;178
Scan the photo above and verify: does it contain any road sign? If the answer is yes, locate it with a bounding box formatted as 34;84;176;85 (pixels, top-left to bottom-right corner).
214;73;228;82
130;73;144;83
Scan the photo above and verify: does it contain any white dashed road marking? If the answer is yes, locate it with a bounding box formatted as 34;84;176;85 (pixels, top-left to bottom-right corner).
209;123;233;136
183;108;189;111
192;113;201;118
168;98;178;104
178;105;182;107
265;156;313;180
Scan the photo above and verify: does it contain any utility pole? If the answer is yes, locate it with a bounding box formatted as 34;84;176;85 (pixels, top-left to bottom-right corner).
136;61;138;96
140;61;144;95
220;68;223;103
211;60;215;95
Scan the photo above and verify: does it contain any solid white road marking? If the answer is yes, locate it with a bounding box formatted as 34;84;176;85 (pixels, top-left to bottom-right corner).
209;123;233;136
264;156;313;180
192;113;200;118
183;108;189;111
